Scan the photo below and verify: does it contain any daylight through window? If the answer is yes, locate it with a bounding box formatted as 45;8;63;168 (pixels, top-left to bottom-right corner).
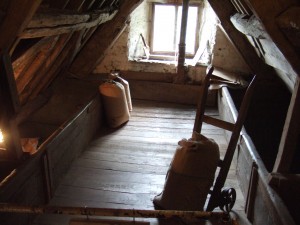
152;4;199;56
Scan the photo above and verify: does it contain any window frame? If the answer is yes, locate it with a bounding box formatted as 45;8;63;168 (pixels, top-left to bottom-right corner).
149;2;201;59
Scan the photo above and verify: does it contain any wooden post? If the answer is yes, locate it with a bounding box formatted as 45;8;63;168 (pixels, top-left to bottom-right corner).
273;77;300;173
175;0;189;84
0;51;23;160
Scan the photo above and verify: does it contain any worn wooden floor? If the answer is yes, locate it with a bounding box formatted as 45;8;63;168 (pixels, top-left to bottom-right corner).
33;100;248;225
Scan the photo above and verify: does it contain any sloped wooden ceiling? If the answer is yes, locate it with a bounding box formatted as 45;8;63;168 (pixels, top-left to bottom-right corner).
0;0;143;107
1;0;300;166
207;0;300;174
208;0;300;88
1;0;299;106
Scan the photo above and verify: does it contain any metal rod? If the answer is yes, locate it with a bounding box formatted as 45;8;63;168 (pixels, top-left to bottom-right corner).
0;203;227;220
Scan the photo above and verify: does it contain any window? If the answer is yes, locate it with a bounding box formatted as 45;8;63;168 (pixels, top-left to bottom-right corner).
151;4;199;57
127;1;217;65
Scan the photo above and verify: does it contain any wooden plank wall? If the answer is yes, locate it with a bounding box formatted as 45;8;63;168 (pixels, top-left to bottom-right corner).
218;87;296;225
0;0;140;111
0;80;103;224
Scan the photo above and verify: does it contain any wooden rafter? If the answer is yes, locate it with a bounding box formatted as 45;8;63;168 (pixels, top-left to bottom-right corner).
21;8;118;38
230;13;270;39
207;0;271;77
65;0;88;11
12;38;53;80
0;0;41;51
69;0;144;78
19;34;73;104
81;0;98;11
16;37;59;95
16;0;101;104
49;0;70;9
244;0;300;77
229;7;297;84
231;0;252;14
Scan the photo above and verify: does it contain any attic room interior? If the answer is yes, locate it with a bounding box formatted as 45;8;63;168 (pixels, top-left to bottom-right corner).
0;0;299;225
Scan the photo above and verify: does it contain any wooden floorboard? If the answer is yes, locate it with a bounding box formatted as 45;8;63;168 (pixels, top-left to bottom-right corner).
33;99;247;225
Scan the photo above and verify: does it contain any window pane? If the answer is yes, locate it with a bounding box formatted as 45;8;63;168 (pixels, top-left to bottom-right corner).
175;7;181;52
153;5;176;52
176;6;198;54
186;6;198;53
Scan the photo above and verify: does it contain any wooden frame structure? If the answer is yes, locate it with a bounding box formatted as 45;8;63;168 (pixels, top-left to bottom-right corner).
0;52;23;161
206;0;300;174
0;0;300;224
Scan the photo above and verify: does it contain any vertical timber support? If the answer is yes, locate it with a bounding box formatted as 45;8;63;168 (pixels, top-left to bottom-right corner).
0;51;23;160
175;0;189;84
273;77;300;173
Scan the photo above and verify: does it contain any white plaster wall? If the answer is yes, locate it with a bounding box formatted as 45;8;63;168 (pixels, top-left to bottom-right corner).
95;26;178;73
212;26;251;74
94;1;251;80
127;0;149;60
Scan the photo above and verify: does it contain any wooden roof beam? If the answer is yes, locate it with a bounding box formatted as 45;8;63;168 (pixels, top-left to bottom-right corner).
69;0;144;78
65;0;88;12
21;8;118;38
207;0;271;76
230;13;270;40
12;38;50;79
230;11;298;87
16;37;59;96
18;0;94;103
0;0;41;51
244;0;300;77
19;34;73;103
